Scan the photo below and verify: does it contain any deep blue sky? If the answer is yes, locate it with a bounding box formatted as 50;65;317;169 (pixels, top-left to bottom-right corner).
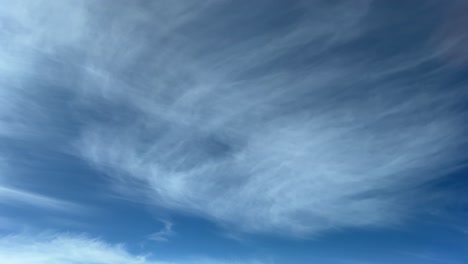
1;0;468;263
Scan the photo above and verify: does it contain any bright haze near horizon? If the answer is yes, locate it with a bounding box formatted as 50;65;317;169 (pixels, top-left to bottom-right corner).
1;1;468;263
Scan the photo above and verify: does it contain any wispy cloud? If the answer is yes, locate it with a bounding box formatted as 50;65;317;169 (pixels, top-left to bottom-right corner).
0;185;81;212
0;232;265;264
0;233;158;264
0;162;82;212
1;0;467;237
148;220;174;242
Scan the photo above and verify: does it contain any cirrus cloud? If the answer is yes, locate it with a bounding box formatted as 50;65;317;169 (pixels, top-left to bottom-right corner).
1;0;467;237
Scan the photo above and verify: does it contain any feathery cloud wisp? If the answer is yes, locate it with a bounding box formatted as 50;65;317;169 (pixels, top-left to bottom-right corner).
148;220;174;242
0;185;81;212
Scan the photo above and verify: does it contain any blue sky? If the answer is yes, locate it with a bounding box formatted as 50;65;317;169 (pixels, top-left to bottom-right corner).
1;0;468;263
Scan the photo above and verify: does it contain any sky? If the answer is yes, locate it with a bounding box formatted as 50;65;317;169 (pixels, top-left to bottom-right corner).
0;0;468;263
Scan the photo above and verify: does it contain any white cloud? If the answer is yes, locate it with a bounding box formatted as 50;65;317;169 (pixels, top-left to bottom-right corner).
148;220;174;242
1;0;467;237
0;185;81;212
0;232;264;264
0;161;81;213
0;233;159;264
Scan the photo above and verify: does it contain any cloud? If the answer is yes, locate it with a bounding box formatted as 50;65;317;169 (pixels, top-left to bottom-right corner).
0;233;161;264
0;161;82;212
1;0;467;237
0;0;87;138
431;0;468;66
0;232;264;264
0;185;82;212
148;220;174;242
0;216;21;231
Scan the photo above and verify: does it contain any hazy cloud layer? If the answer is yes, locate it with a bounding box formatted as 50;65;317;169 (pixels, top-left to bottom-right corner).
0;233;264;264
1;0;467;236
0;233;161;264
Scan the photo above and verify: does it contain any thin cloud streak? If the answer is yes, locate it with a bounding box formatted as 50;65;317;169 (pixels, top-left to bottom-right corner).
0;160;83;213
0;185;82;212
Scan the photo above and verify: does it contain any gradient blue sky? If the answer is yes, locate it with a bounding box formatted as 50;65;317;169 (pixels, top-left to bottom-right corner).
1;0;468;263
